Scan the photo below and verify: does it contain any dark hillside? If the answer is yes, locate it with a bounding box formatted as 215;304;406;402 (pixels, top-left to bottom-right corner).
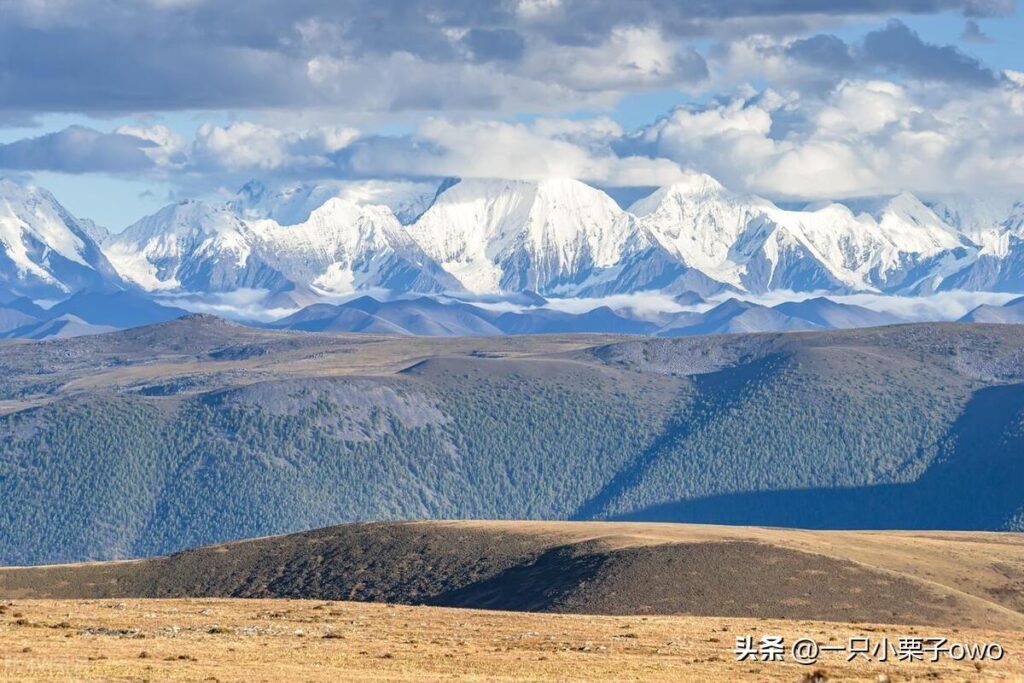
5;521;1020;629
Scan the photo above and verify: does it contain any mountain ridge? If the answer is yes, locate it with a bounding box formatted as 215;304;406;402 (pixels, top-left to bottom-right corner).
0;178;124;299
93;175;1024;299
11;175;1024;294
3;174;1024;339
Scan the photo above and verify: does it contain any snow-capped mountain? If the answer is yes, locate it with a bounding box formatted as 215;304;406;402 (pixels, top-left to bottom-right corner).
407;178;649;293
106;193;457;296
0;178;122;299
7;174;1024;314
929;198;1024;292
629;173;770;286
249;198;459;294
927;195;1021;248
630;177;974;295
231;179;439;226
105;200;288;293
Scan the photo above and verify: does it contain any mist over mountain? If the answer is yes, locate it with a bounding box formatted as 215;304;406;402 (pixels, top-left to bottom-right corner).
960;295;1024;324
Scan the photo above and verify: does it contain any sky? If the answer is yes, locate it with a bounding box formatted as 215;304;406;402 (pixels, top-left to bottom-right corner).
0;0;1022;230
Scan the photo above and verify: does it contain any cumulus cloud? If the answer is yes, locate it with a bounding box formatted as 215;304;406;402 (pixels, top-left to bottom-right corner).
188;122;358;172
0;0;709;116
0;122;359;179
299;25;709;114
460;28;527;63
0;126;156;173
722;19;1001;93
628;75;1024;200
339;118;688;186
4;65;1024;203
158;288;301;322
860;20;999;86
0;116;688;191
0;0;1010;117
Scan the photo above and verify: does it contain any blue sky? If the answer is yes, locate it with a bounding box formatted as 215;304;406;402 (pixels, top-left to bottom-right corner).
1;1;1022;230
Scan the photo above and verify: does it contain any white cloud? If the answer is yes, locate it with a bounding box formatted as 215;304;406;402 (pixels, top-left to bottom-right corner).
634;76;1024;200
158;288;300;322
515;0;562;20
830;290;1020;320
532;116;623;146
190;122;358;172
815;80;912;134
111;121;361;177
707;288;1020;321
298;26;711;116
346;117;688;186
8;69;1024;203
518;27;707;92
542;291;693;318
114;124;187;167
1;1;1012;119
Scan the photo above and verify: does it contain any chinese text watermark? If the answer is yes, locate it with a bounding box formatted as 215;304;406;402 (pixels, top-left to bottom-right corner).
734;635;1005;666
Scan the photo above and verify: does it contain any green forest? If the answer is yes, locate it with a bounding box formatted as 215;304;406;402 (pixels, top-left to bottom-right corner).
2;321;1023;564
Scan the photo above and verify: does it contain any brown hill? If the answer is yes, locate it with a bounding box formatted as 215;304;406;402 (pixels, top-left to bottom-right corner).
2;521;1022;629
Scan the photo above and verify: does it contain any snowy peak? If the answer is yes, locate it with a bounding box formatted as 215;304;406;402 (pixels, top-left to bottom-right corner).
925;195;1024;264
409;177;645;293
230;179;442;226
8;174;1024;307
631;182;978;295
125;200;249;240
105;189;458;297
526;178;641;267
0;178;121;298
847;192;965;251
253;197;458;295
629;176;771;284
408;178;550;292
750;195;970;294
629;173;727;217
231;180;350;226
95;174;1024;300
0;179;89;268
1008;202;1024;236
105;200;258;292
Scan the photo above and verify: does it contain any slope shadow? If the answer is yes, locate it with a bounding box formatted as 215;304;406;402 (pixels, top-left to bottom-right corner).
615;383;1024;530
572;354;789;521
429;541;608;612
428;540;960;623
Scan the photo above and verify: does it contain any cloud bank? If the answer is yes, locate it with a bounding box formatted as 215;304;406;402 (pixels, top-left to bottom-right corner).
0;0;1020;209
0;0;1011;117
3;70;1023;202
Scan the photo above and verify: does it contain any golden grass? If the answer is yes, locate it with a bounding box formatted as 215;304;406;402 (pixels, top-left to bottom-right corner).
1;598;1022;682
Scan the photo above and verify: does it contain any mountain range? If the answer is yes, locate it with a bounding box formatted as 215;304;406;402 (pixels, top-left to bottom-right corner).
263;294;907;337
2;173;1024;338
